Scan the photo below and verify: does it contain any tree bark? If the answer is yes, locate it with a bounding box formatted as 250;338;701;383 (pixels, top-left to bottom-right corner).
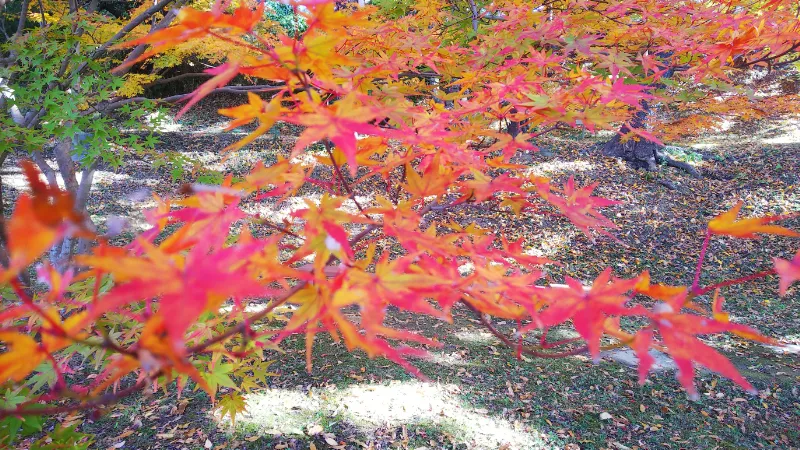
601;101;701;178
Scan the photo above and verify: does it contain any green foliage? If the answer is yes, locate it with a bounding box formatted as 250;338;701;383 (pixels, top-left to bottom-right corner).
663;145;704;163
263;2;307;37
372;0;417;19
30;424;94;450
200;362;238;396
0;16;162;166
0;388;42;445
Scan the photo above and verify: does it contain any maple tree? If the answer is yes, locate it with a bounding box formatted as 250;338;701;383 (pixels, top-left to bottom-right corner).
0;0;300;271
1;0;800;445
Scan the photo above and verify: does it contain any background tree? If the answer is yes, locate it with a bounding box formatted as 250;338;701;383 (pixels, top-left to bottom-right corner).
0;0;300;270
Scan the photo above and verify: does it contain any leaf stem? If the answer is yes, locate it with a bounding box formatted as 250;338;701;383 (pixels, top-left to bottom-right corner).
691;229;711;294
696;269;775;296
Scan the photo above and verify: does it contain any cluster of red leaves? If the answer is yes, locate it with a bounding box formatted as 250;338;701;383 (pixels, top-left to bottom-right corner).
2;0;800;419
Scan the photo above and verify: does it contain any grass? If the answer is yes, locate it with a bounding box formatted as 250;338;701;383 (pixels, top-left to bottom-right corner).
68;306;798;449
7;107;800;449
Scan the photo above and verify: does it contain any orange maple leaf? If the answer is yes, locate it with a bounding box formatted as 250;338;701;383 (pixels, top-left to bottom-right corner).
708;201;799;239
634;271;686;301
219;93;283;152
115;2;263;69
404;163;451;198
0;332;46;382
292;93;381;175
0;162;88;283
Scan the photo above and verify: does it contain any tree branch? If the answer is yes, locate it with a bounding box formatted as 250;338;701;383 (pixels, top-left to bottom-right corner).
79;0;179;74
13;0;31;40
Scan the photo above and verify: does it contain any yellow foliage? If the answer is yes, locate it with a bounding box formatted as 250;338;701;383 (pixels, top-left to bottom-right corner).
118;73;160;98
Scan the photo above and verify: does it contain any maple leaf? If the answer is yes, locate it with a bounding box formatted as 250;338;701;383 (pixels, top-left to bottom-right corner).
115;2;264;69
0;162;87;283
634;271;686;301
462;170;523;203
708;201;799;239
532;269;639;359
635;300;773;398
40;308;88;354
218;93;283;152
0;195;58;284
291;194;376;278
177;61;241;119
274;29;354;81
534;176;619;240
137;316;213;396
217;392;247;427
639;52;669;79
292;93;381;175
301;2;371;31
0;332;46;382
404;163;451;198
20;160;83;226
774;250;800;295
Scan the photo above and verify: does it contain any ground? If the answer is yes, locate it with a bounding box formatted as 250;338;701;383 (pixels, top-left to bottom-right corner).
3;99;799;449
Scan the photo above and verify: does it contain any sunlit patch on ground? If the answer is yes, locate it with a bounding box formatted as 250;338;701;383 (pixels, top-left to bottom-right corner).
244;195;320;222
233;381;547;449
453;329;495;345
766;343;800;355
422;350;473;367
234;389;323;436
761;117;800;144
688;115;800;147
523;229;577;258
523;159;594;177
1;165;131;191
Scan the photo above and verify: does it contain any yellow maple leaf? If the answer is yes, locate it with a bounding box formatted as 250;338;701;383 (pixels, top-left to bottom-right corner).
0;332;46;382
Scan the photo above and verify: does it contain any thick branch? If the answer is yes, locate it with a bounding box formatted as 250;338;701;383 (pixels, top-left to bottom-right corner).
84;84;284;115
463;300;590;358
13;0;31;40
112;7;180;76
31;152;58;187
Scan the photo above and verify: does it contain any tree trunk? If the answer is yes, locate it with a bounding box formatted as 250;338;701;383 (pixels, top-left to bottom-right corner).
35;138;99;272
601;102;701;178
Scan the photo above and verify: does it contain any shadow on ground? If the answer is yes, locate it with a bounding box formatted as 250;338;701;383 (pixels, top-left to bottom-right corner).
78;305;799;450
5;105;800;449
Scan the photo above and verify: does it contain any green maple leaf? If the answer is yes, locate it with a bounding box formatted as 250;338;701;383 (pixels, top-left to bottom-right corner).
235;358;278;393
217;392;248;427
201;363;237;397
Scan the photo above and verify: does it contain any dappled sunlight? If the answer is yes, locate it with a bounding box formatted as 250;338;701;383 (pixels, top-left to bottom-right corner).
453;329;496;345
1;166;132;192
523;228;578;258
243;192;375;222
688;116;800;147
234;388;323;436
762;117;800;144
766;343;800;355
523;159;595;177
234;381;547;449
244;195;320;222
422;350;474;367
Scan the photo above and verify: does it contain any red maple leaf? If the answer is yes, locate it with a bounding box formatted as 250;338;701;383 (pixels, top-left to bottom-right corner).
531;268;639;359
634;299;773;398
774;250;800;295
